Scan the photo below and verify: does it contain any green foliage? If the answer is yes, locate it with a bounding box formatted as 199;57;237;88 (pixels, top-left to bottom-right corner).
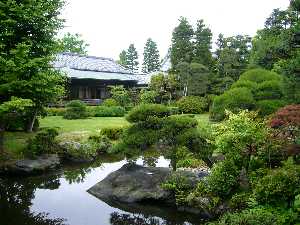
176;96;207;114
210;88;255;121
88;135;112;154
57;32;89;55
0;0;66;131
208;207;297;225
125;44;139;73
102;98;119;107
139;89;159;104
171;17;194;68
46;107;66;116
126;104;170;123
256;100;286;116
100;127;124;140
253;160;300;206
142;38;160;73
25;128;59;158
109;86;131;107
205;159;240;198
63;140;99;160
211;69;286;120
94;106;126;117
64;100;88;120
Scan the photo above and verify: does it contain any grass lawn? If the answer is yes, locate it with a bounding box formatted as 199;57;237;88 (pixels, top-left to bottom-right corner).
4;114;211;157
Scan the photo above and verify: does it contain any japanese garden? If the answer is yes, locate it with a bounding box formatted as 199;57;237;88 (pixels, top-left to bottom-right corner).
1;0;300;225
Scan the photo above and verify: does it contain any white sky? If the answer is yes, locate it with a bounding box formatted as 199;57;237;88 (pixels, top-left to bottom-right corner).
60;0;289;62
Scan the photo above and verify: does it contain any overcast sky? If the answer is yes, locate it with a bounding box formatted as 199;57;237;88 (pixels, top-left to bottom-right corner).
60;0;289;62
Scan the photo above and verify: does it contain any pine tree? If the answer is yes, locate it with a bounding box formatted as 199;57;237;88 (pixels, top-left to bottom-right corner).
118;50;127;67
126;44;139;73
193;20;213;67
170;17;194;69
142;38;160;73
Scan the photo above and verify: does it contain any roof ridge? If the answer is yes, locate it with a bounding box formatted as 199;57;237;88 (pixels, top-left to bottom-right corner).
59;52;114;61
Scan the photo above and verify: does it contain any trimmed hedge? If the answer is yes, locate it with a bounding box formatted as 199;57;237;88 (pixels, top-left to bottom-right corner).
94;106;126;117
176;96;207;114
64;100;88;120
100;127;124;140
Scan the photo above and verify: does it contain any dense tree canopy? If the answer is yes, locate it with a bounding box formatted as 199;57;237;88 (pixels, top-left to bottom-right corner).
0;0;66;131
142;38;160;73
57;32;89;55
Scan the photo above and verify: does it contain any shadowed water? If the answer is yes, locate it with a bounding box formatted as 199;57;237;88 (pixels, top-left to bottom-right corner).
0;155;204;225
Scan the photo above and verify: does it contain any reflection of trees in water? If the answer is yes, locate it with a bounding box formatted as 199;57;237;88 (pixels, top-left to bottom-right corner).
0;175;67;225
63;167;92;184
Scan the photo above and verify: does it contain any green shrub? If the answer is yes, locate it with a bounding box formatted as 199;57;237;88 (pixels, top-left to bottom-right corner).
64;100;88;119
100;127;124;140
176;96;207;114
210;88;255;121
102;98;119;107
256;99;286;116
63;140;99;161
88;135;112;153
206;159;240;198
46;107;66;116
168;106;180;115
239;69;283;83
94;106;126;117
253;160;300;206
139;89;159;104
255;80;284;100
126;104;170;123
25;128;59;158
208;207;297;225
231;80;257;90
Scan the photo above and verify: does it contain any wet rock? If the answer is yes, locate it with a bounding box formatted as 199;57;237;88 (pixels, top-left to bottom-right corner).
88;163;174;204
1;154;60;175
88;163;210;206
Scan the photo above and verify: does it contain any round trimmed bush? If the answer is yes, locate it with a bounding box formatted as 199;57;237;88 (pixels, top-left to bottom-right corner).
64;100;88;120
210;88;255;121
256;100;286;116
126;104;170;123
102;98;119;107
176;96;207;114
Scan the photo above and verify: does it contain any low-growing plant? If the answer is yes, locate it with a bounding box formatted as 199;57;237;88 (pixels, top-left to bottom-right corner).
25;128;59;158
94;106;126;117
100;127;124;140
102;98;119;107
88;135;112;153
64;100;88;119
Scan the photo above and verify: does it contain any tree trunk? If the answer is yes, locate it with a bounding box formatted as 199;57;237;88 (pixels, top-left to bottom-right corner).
26;109;38;133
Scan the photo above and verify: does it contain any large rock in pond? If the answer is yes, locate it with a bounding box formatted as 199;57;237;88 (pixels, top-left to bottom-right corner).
88;163;209;205
1;154;60;175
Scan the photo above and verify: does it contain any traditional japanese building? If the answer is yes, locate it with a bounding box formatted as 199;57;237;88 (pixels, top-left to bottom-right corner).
54;53;148;102
53;52;169;103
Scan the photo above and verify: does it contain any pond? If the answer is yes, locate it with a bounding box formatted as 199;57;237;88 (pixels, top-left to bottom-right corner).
0;155;205;225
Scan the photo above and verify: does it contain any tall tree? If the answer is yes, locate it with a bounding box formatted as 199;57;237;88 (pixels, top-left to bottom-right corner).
170;17;194;69
118;50;127;67
0;0;66;132
126;44;139;73
57;32;89;55
193;20;213;68
142;38;160;73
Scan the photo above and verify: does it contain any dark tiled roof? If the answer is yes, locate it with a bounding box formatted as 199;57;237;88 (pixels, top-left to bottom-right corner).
54;53;133;74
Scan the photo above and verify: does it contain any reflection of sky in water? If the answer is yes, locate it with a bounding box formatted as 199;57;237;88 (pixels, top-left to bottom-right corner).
30;157;173;225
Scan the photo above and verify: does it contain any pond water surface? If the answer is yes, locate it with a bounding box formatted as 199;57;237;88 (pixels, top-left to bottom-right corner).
0;155;205;225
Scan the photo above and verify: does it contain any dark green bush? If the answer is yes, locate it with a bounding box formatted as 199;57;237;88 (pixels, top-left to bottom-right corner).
253;161;300;206
100;127;124;140
210;88;255;121
64;100;88;119
88;135;112;153
208;207;297;225
176;96;207;114
239;69;283;83
255;80;284;100
94;106;126;117
25;128;59;158
206;159;240;198
126;104;170;123
46;107;66;116
256;99;286;116
102;98;119;107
